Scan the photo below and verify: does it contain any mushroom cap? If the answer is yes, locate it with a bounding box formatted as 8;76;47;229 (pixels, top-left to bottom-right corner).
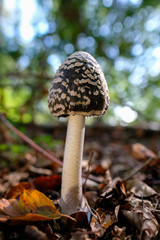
48;51;110;117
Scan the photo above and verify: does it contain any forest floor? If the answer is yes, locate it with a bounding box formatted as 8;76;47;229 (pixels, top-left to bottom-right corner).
0;116;160;240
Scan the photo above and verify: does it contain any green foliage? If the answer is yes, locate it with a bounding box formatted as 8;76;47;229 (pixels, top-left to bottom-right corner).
0;143;8;151
11;144;28;154
0;143;28;168
34;135;63;149
0;0;160;126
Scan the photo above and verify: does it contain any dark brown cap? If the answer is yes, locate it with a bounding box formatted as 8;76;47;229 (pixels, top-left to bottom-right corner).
48;51;110;117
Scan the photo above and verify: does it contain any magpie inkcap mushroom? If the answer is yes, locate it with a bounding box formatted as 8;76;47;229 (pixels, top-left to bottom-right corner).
48;51;110;214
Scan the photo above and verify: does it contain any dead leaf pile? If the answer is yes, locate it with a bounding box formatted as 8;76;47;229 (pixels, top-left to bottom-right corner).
88;173;159;239
0;120;160;239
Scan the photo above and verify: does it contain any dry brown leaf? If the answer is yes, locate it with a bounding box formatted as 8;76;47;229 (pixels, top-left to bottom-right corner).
130;143;158;165
3;172;29;186
70;230;92;240
90;207;118;237
100;211;117;229
111;225;126;240
121;197;159;239
122;208;159;240
90;215;106;237
141;209;159;240
66;211;89;232
126;179;157;197
24;225;48;240
97;178;126;209
121;210;143;232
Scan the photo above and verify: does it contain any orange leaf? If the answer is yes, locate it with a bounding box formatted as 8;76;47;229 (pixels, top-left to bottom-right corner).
10;213;54;224
0;189;74;224
5;182;33;199
19;189;62;219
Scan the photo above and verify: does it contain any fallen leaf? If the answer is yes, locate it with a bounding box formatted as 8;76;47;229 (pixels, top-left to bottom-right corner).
5;182;33;199
130;143;158;165
0;198;26;219
111;225;126;240
65;211;88;232
92;165;106;176
90;207;118;237
0;189;74;224
126;179;157;197
3;172;29;186
99;210;117;229
90;215;106;237
19;189;62;219
33;175;61;192
121;209;143;232
122;207;159;240
70;230;92;240
141;210;159;240
96;178;126;209
24;225;48;240
121;196;159;239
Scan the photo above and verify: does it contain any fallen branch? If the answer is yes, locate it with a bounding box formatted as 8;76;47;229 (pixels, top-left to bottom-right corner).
123;157;152;182
0;113;63;167
0;113;101;183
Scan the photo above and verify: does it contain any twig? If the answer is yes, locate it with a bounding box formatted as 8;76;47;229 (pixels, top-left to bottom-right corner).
0;113;63;166
84;197;100;221
0;113;102;183
83;151;95;191
123;157;152;182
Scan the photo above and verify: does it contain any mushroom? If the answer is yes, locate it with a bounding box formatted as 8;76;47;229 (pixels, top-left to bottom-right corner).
48;51;110;215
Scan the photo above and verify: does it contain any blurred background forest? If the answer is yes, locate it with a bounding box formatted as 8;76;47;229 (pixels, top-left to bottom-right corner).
0;0;160;128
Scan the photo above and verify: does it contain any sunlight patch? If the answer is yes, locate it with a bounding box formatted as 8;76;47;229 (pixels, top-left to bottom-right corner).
114;106;138;123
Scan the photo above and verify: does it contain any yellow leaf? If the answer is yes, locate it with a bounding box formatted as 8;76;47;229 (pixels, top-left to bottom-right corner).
0;189;74;224
19;189;62;219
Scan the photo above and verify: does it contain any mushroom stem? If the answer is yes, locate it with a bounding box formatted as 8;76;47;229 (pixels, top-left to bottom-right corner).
61;115;85;215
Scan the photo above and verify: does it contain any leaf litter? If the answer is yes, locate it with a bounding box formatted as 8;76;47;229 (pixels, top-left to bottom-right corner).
0;118;160;239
